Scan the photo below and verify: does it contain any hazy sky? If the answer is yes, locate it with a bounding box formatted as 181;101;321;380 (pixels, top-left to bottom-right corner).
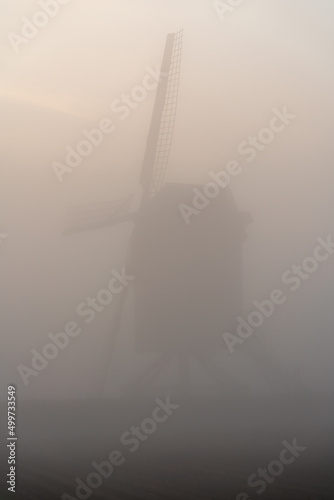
1;0;334;399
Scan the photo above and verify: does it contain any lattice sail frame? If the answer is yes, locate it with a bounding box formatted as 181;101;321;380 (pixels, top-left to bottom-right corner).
148;30;183;198
140;29;183;203
63;31;183;235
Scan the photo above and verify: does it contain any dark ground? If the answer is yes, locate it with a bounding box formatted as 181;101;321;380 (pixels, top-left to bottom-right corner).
1;395;334;499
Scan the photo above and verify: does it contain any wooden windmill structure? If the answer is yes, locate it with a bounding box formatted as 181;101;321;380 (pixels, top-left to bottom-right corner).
63;30;293;397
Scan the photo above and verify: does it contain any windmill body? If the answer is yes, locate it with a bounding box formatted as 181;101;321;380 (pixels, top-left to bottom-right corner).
127;182;246;356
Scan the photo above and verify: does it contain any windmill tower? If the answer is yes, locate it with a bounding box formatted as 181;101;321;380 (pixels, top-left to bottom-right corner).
63;31;293;398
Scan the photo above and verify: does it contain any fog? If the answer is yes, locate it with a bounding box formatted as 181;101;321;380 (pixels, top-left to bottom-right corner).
1;1;334;498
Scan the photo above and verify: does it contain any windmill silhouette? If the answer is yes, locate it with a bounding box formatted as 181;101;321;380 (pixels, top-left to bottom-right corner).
63;30;294;397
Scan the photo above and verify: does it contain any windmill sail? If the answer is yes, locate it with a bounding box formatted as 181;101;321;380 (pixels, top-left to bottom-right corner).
140;29;183;203
63;30;182;235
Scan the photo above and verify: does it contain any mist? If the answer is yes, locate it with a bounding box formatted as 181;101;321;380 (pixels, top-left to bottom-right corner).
1;1;334;498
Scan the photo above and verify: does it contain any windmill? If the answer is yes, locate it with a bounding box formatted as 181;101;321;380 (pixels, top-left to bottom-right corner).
63;30;294;397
